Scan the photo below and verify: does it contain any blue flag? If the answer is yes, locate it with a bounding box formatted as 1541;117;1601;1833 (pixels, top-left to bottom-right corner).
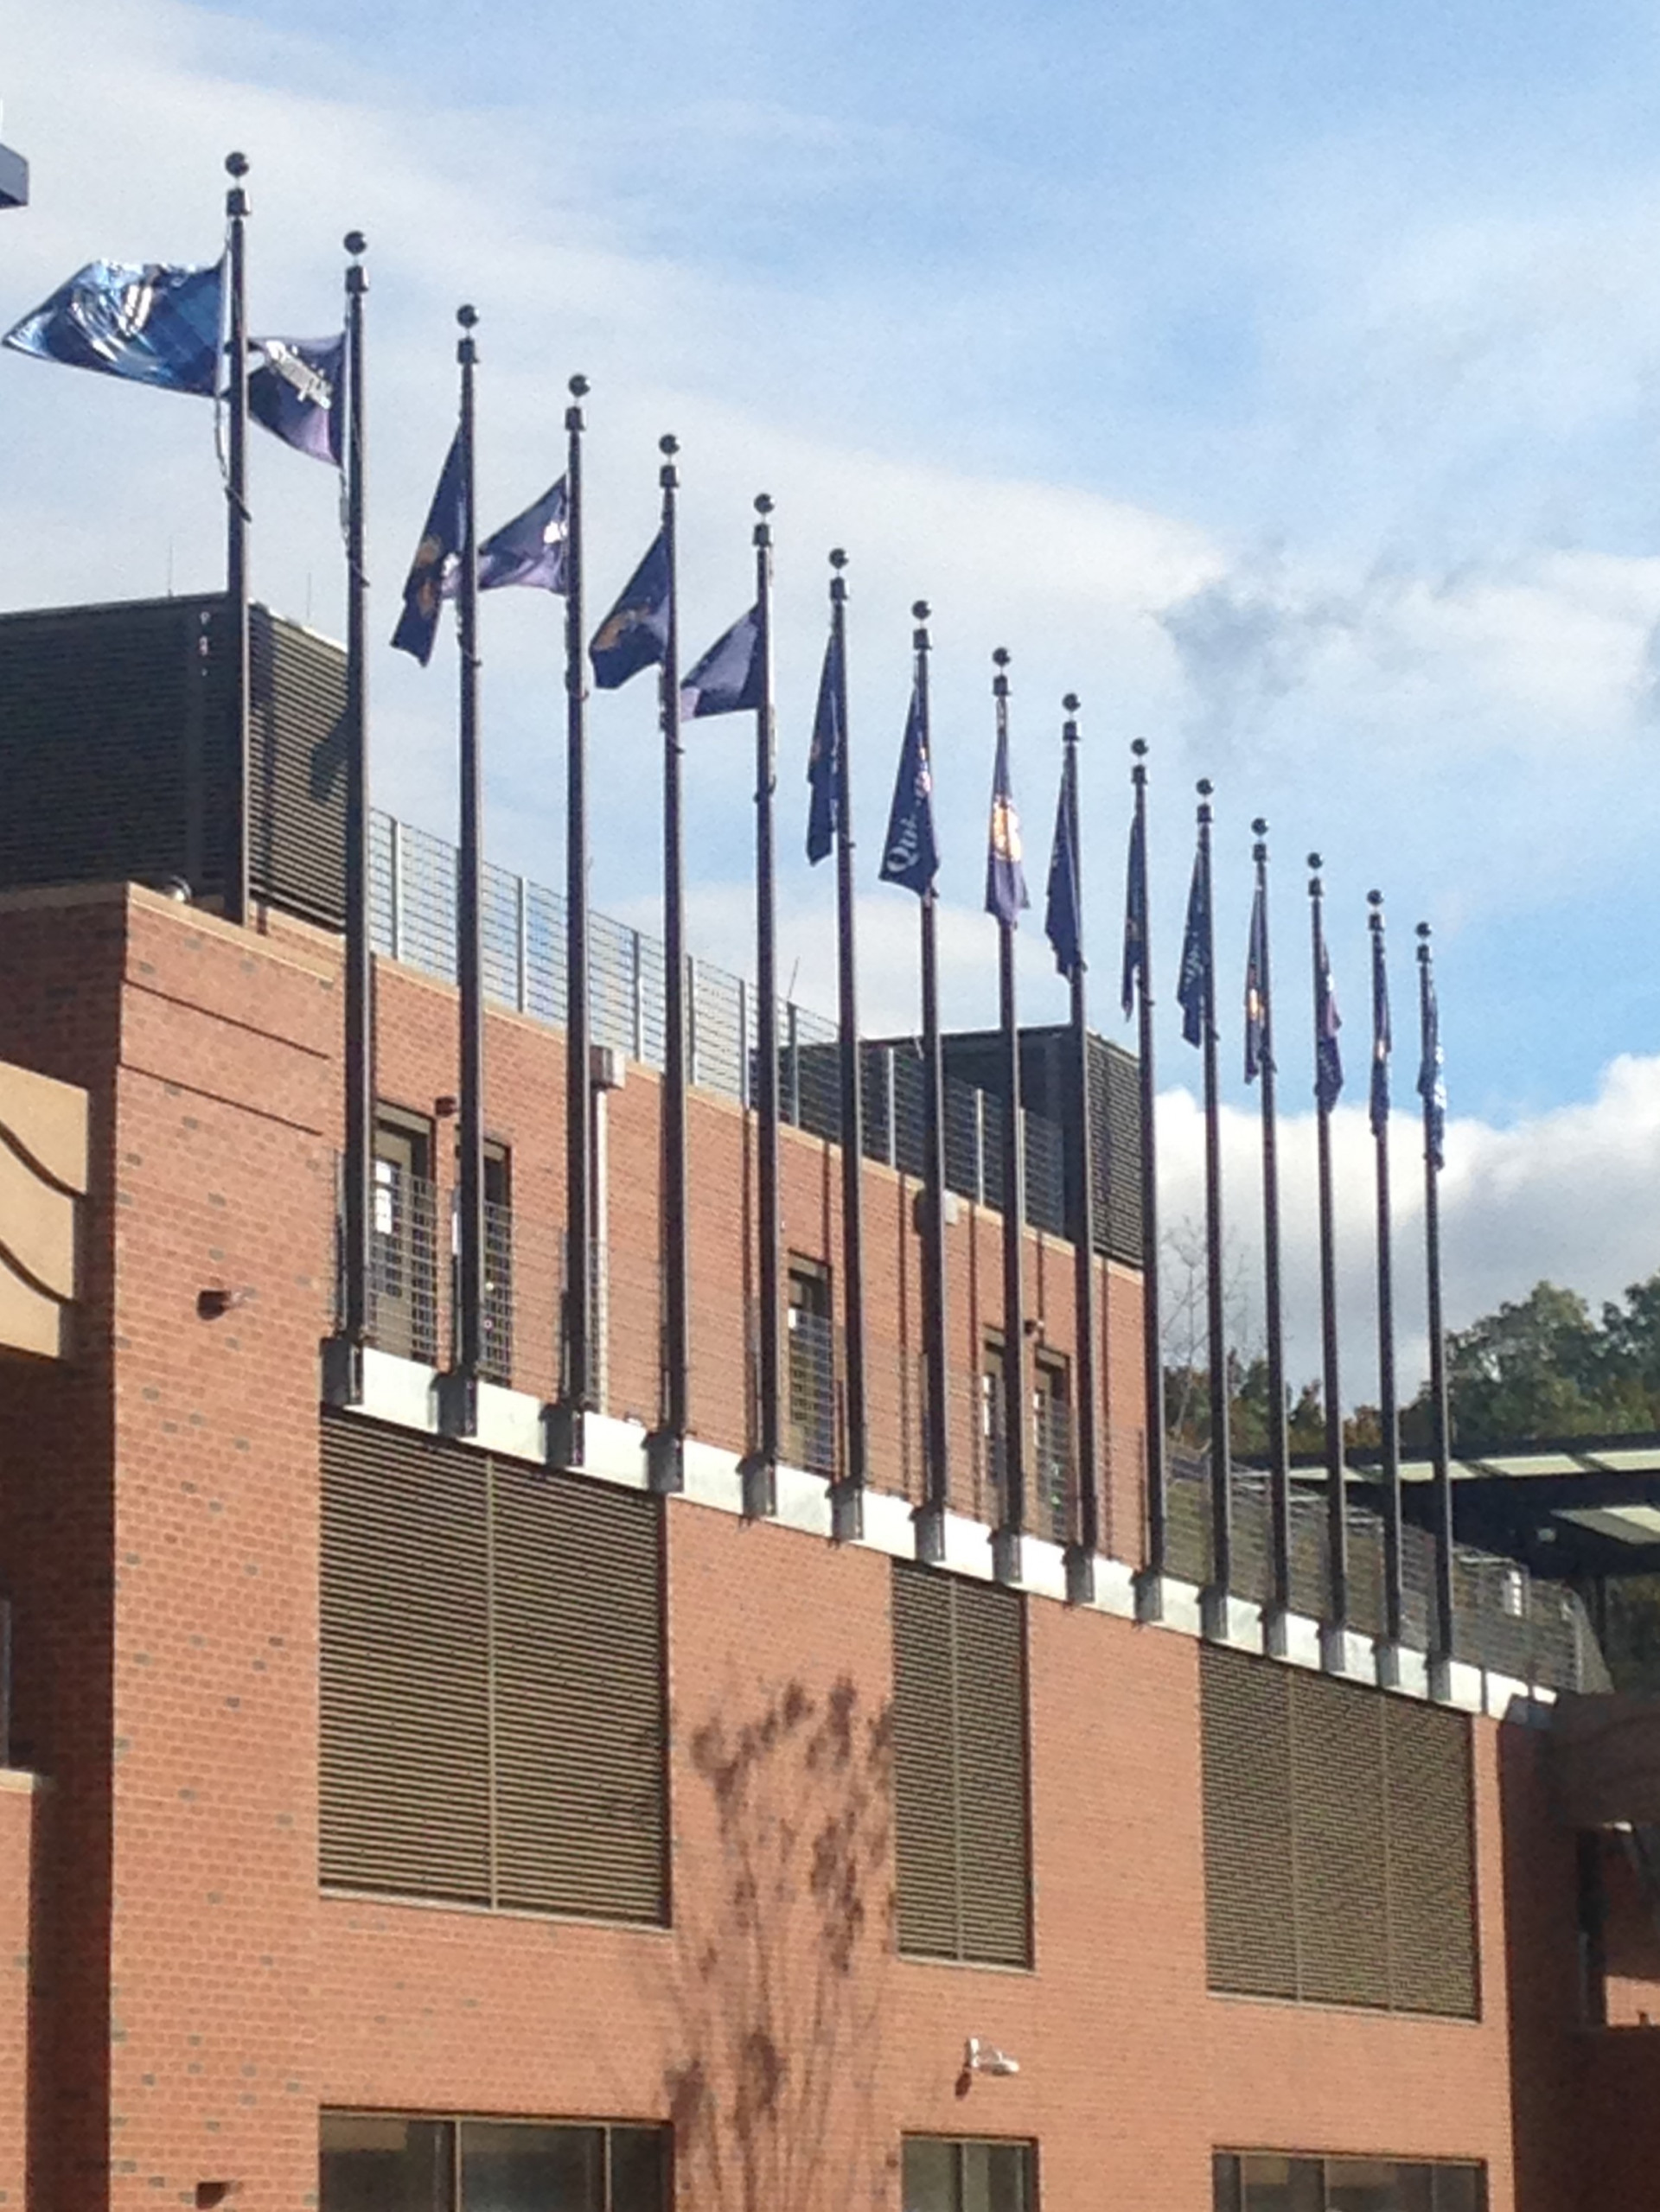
1315;929;1344;1113
476;477;568;595
984;725;1029;928
806;627;841;864
4;259;224;396
1370;923;1391;1138
1176;845;1209;1048
1044;755;1082;980
1243;880;1271;1082
1419;963;1446;1170
249;334;342;463
680;605;763;719
879;682;938;896
391;433;465;666
1121;804;1146;1018
590;530;670;691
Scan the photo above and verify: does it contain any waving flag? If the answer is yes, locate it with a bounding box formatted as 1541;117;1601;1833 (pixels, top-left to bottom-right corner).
5;259;224;396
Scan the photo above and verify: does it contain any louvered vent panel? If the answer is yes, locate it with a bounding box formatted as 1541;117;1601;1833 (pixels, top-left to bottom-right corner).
891;1564;961;1960
248;609;348;925
491;1460;667;1923
954;1578;1032;1968
1384;1698;1478;2018
1091;1035;1143;1267
319;1414;490;1902
1291;1673;1389;2007
1201;1648;1297;1998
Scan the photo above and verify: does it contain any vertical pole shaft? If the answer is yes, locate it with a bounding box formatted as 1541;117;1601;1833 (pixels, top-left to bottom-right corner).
1133;744;1168;1581
1198;782;1232;1603
754;496;782;1476
1308;859;1349;1636
1370;893;1404;1650
224;152;251;926
992;651;1026;1567
831;552;869;1506
1420;923;1456;1669
341;232;373;1355
916;609;950;1527
1253;824;1291;1626
455;306;485;1387
1064;702;1101;1567
564;377;594;1410
659;438;689;1454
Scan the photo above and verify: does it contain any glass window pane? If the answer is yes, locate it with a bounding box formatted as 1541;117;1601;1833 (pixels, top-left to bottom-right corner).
1213;2155;1243;2212
459;2122;603;2212
969;2141;1032;2212
903;2139;957;2212
1432;2169;1484;2212
321;2115;454;2212
609;2127;669;2212
1327;2159;1406;2212
1241;2157;1322;2212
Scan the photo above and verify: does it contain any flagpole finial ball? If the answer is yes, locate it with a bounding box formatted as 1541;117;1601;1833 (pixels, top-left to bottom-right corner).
569;374;590;398
225;150;249;179
1368;889;1383;908
993;647;1011;668
1307;851;1322;871
456;303;478;329
343;231;367;258
829;548;848;570
912;601;930;622
1132;736;1148;758
1063;693;1080;714
754;493;774;516
659;434;679;457
1252;817;1267;838
1416;921;1432;940
1197;778;1213;798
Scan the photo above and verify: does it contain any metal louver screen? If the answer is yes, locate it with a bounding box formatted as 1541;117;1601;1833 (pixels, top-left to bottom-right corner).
1201;1648;1477;2018
320;1417;491;1903
892;1564;1031;1967
320;1414;667;1924
249;609;348;926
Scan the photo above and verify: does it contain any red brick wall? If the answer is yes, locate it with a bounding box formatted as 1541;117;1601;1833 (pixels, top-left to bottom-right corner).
0;1774;43;2206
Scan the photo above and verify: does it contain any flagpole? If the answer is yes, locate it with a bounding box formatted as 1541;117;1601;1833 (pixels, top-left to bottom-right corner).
1197;781;1233;1635
1308;855;1350;1660
748;492;782;1517
1062;697;1100;1605
563;373;594;1434
450;304;485;1434
1251;820;1293;1648
914;601;951;1563
223;151;251;927
1419;921;1456;1680
1369;890;1405;1664
653;435;688;1490
1131;740;1169;1611
340;229;372;1387
830;550;868;1539
992;648;1026;1586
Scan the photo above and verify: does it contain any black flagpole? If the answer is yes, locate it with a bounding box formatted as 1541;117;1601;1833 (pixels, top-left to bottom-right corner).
224;151;251;927
1063;698;1100;1606
1132;740;1170;1611
993;648;1026;1586
830;551;868;1540
748;493;781;1517
652;435;689;1491
1419;921;1456;1679
1252;820;1292;1645
1370;890;1405;1660
1197;781;1233;1633
340;229;372;1388
562;375;593;1435
1308;855;1349;1656
915;602;951;1562
450;304;485;1434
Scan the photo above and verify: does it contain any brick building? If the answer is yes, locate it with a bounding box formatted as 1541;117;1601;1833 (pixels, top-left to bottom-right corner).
0;599;1657;2210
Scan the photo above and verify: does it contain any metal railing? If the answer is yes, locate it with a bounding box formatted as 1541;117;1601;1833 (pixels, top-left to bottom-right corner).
785;1306;838;1478
369;811;1069;1235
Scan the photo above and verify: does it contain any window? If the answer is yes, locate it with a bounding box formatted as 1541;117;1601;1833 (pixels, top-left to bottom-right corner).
450;1138;514;1385
786;1259;836;1475
1201;1648;1478;2016
1032;1352;1071;1545
891;1561;1031;1967
320;1413;667;1922
980;1337;1010;1509
1212;2152;1484;2212
371;1106;437;1363
903;2137;1034;2212
320;2114;668;2212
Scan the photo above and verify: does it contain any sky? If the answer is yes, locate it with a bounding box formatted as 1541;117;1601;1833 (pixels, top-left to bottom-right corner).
4;0;1660;1399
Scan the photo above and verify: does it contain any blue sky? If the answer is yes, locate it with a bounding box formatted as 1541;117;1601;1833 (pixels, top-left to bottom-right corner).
5;0;1660;1380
